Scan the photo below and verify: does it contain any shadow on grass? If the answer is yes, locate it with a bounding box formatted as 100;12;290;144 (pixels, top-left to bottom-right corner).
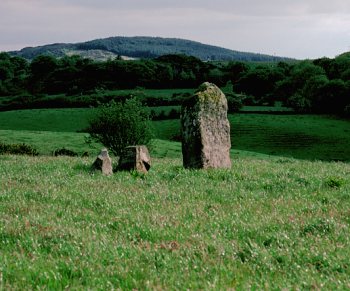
232;132;350;163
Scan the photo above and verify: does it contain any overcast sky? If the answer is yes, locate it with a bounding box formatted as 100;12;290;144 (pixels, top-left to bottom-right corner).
1;0;350;59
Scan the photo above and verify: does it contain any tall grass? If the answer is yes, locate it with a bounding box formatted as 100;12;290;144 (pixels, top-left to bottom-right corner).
0;154;349;289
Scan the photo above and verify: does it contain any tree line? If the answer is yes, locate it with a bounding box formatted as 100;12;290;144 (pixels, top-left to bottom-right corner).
0;51;349;115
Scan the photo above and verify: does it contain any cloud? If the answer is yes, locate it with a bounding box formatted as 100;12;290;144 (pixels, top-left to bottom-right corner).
1;0;350;58
38;0;350;16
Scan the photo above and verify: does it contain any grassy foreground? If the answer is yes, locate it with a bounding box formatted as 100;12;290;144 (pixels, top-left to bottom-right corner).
1;154;349;289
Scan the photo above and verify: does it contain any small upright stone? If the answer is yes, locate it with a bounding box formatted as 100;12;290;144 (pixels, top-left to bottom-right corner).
181;82;231;169
118;145;151;174
92;148;113;175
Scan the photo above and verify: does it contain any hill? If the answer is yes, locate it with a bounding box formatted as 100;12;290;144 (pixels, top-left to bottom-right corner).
8;36;293;62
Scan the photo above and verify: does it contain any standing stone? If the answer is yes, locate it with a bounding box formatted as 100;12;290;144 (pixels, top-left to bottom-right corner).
181;82;231;169
118;145;151;174
92;148;113;175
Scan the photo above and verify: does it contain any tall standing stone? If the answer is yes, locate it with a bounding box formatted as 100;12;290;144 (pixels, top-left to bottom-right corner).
181;82;231;169
92;148;113;175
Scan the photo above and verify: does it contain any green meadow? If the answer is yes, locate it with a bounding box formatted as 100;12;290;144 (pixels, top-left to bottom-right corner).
2;108;348;161
0;107;350;289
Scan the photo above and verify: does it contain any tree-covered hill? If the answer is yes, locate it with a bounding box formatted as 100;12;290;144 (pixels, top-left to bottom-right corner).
8;36;293;62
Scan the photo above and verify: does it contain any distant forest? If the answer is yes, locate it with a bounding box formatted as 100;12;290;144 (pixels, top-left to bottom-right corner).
0;51;350;116
9;36;292;62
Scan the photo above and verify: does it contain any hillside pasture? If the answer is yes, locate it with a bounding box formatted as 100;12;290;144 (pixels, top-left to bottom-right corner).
232;114;350;162
0;109;349;161
0;109;92;132
154;114;350;162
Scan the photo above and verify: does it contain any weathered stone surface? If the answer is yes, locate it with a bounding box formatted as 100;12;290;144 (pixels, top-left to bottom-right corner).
118;145;151;173
92;148;113;175
181;82;231;169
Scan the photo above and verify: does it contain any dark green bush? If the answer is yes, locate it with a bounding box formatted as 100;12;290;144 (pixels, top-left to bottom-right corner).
86;98;153;156
0;142;38;156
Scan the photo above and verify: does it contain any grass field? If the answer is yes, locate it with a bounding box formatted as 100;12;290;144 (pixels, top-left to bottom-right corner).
0;154;349;289
232;114;350;162
0;109;349;161
0;109;92;132
1;105;350;289
154;114;350;162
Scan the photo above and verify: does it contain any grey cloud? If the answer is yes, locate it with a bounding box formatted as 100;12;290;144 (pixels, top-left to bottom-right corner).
1;0;350;58
43;0;350;15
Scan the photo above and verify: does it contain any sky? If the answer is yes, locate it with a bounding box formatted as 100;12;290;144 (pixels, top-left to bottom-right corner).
1;0;350;59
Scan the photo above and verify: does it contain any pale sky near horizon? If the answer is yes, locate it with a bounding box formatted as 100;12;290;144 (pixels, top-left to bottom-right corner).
1;0;350;59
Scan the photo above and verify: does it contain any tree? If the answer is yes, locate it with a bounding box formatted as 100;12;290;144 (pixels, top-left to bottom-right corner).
0;54;29;95
276;61;327;109
29;55;59;93
313;79;348;113
234;66;284;104
86;98;153;156
30;55;58;78
224;61;249;83
298;74;329;112
155;54;210;87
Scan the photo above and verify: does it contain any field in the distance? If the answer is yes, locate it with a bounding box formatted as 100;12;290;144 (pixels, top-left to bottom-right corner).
2;108;349;161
